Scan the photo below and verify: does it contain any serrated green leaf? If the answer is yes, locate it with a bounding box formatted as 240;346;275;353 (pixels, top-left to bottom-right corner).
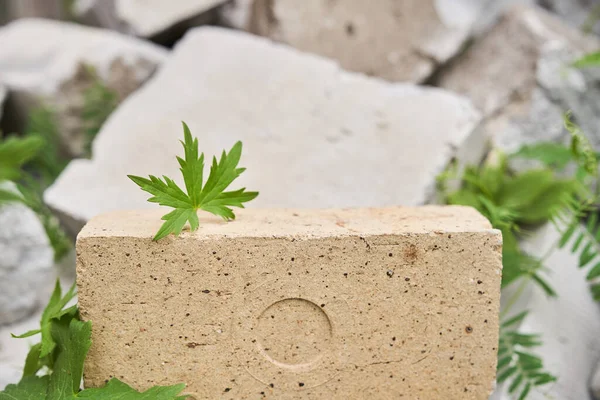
11;329;41;339
558;221;578;248
12;280;77;359
153;208;198;241
0;375;49;400
47;317;91;399
77;379;187;400
129;123;258;241
22;343;43;378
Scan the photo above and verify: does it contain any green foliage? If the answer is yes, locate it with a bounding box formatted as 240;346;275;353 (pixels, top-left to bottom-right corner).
438;112;600;399
0;376;49;400
24;106;67;186
0;135;45;182
440;153;577;295
498;312;556;400
0;109;72;260
564;112;598;177
82;79;118;157
129;122;259;241
1;281;187;400
18;180;71;261
510;142;573;170
12;281;78;360
77;379;187;400
573;51;600;68
556;210;600;300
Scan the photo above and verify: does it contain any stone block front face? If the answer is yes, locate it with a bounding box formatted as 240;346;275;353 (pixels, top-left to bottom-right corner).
76;206;502;399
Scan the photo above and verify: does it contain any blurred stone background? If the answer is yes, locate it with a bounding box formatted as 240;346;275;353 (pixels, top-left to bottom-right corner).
0;1;599;399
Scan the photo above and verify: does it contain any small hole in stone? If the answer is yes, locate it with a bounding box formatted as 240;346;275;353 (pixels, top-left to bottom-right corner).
345;22;355;36
298;382;305;387
465;326;473;334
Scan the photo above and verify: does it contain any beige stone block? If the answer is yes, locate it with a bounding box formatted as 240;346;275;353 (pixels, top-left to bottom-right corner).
76;206;502;399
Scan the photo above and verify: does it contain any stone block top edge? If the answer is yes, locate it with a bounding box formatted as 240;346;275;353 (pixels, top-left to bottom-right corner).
77;206;497;240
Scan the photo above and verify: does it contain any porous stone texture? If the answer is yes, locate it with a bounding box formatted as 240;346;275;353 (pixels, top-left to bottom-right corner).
116;0;228;41
44;26;485;238
249;0;480;83
77;206;502;399
436;5;599;153
0;202;54;326
0;18;168;157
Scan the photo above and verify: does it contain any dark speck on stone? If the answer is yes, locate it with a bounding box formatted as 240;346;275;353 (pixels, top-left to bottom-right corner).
386;270;394;278
299;382;305;387
202;289;210;294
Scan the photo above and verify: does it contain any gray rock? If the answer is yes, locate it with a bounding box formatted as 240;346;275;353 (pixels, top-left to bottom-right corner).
437;5;599;153
536;46;600;148
115;0;228;41
73;0;124;32
218;0;253;29
3;0;64;21
45;27;485;236
0;18;168;157
249;0;482;83
0;201;54;326
538;0;600;35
